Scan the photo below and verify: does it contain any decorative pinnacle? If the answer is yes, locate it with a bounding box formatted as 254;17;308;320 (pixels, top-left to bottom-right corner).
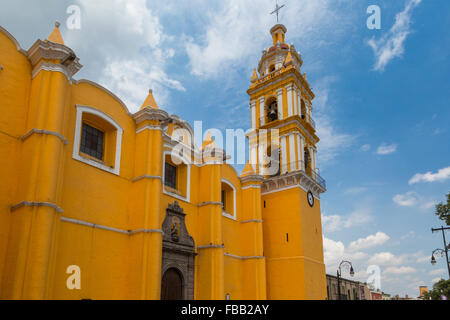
55;21;61;28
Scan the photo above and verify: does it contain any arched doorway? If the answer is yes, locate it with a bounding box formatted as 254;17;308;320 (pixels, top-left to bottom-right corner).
161;202;196;300
161;268;184;300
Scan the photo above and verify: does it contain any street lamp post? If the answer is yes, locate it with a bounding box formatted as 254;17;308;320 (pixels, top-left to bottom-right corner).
431;226;450;279
336;260;355;300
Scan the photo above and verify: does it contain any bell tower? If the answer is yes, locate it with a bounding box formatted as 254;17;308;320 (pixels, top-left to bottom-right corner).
246;23;328;300
247;23;319;177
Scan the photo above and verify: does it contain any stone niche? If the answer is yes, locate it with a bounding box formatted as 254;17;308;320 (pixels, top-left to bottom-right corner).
161;201;196;300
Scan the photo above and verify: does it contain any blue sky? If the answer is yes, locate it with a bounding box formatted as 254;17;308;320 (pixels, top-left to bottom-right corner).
1;0;449;298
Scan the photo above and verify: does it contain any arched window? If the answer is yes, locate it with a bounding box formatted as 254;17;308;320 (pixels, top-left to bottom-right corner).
73;105;123;175
221;179;236;220
304;147;311;174
301;99;307;119
163;152;191;202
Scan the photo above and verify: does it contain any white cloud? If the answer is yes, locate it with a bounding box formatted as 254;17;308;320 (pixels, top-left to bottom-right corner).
367;0;422;71
400;231;416;240
323;237;345;266
184;0;351;78
323;237;368;270
322;208;373;233
322;215;343;233
393;191;419;207
429;268;446;276
313;77;356;166
432;277;445;284
360;144;371;152
63;0;185;112
376;143;398;155
344;187;368;195
348;232;390;251
393;191;436;210
368;252;403;266
409;166;450;185
383;266;416;275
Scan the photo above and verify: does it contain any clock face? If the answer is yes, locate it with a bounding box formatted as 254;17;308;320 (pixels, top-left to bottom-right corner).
307;191;314;208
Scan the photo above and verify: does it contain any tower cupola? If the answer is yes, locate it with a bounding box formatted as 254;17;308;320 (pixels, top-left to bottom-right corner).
270;24;287;45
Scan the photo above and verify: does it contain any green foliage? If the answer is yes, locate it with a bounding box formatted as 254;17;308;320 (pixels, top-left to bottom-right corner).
435;193;450;226
423;279;450;300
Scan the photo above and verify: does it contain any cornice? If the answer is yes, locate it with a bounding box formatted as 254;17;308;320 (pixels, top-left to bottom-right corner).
27;39;82;78
132;108;170;125
240;174;264;184
261;169;326;197
0;25;28;57
248;67;314;100
73;79;131;115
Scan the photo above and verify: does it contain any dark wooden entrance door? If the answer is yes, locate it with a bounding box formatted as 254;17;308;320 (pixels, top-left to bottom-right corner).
161;268;183;300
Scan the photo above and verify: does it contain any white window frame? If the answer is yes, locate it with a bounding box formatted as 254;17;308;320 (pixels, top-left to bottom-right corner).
73;105;123;175
162;151;191;203
221;178;237;220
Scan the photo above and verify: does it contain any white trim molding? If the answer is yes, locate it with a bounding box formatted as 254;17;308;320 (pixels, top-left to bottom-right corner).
11;201;63;213
21;128;68;145
60;217;164;235
73;105;123;176
162;151;191;203
221;178;237;220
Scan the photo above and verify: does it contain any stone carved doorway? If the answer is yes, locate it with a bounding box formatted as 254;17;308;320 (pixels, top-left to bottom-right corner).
161;268;183;300
161;202;195;300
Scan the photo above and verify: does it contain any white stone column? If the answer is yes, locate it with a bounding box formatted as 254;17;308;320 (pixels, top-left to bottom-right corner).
299;136;305;170
297;89;301;116
293;86;298;116
313;148;318;173
309;146;315;172
276;88;284;120
288;134;296;171
250;100;256;129
296;134;301;170
281;135;288;174
259;96;265;126
286;85;293;117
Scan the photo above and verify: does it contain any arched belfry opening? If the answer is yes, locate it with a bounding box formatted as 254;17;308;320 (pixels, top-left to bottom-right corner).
304;147;312;176
266;97;279;123
161;202;196;300
264;144;280;176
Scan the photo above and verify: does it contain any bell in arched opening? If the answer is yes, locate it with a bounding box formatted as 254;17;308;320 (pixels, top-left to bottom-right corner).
267;100;279;123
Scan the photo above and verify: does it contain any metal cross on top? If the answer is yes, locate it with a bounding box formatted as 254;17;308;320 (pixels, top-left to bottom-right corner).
271;1;285;23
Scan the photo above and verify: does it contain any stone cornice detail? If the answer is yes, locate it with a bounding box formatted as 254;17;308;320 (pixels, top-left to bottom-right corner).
248;67;314;100
240;174;264;184
132;108;170;125
261;170;326;197
27;39;82;78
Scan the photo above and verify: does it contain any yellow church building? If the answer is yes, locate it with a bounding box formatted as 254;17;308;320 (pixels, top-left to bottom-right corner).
0;21;327;300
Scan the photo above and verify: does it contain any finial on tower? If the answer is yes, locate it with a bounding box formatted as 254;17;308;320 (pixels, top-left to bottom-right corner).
270;1;285;23
47;20;65;45
140;88;159;110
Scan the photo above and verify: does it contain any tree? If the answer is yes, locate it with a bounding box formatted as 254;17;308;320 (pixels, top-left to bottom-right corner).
435;193;450;226
423;279;450;300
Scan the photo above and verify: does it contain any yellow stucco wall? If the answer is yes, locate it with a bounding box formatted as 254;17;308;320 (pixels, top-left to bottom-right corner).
0;24;326;300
